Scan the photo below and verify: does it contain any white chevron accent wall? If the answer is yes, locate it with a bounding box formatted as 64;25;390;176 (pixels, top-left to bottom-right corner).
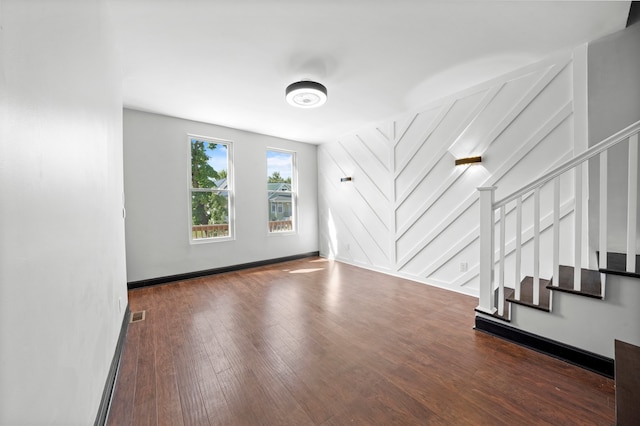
318;53;581;296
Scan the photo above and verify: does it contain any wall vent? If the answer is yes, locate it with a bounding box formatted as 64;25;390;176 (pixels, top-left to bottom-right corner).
130;310;146;323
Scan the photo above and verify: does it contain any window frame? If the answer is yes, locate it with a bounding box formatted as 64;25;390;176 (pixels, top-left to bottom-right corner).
188;134;235;244
266;148;297;235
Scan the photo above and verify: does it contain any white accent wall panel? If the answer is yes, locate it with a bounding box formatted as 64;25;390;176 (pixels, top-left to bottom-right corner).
319;53;580;296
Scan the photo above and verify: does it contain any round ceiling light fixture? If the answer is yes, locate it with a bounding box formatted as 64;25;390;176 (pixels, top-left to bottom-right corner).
285;80;327;108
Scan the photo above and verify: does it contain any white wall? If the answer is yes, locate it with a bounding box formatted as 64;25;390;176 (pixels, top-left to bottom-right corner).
0;1;128;424
587;22;640;253
123;109;318;282
319;53;580;296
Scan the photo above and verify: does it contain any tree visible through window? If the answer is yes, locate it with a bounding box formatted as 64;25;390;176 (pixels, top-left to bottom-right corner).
267;149;296;233
190;136;233;241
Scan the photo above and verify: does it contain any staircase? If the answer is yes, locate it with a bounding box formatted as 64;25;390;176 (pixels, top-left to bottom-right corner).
487;254;639;324
474;121;640;383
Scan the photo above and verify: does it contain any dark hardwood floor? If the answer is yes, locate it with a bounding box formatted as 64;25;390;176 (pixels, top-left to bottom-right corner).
107;257;615;425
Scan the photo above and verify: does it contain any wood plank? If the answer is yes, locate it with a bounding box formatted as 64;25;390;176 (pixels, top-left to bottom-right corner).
166;284;212;426
151;288;184;426
507;276;551;311
547;265;602;299
599;252;640;278
106;320;140;426
108;257;615;425
130;308;157;426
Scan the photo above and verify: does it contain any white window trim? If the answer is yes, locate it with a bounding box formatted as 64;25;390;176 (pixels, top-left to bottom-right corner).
266;147;298;236
188;134;235;244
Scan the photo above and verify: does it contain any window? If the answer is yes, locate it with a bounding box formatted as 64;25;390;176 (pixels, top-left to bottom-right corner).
267;149;296;233
189;135;233;242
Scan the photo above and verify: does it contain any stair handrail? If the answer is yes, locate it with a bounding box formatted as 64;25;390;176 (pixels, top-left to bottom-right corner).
477;118;640;316
495;119;640;208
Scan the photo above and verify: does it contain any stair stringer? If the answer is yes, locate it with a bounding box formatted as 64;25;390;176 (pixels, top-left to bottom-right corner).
494;273;640;359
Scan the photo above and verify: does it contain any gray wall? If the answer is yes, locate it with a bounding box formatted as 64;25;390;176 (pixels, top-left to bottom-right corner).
588;22;640;253
588;22;640;145
123;109;319;282
0;0;128;423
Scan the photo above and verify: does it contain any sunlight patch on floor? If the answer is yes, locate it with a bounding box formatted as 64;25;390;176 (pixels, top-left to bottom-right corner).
288;268;324;274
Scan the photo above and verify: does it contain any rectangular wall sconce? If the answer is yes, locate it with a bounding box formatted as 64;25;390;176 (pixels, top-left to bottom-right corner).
455;156;482;166
340;177;352;182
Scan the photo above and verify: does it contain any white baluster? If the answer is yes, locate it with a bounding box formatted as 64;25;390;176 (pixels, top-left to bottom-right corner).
628;134;638;273
515;197;522;300
498;205;506;316
599;151;608;270
574;163;583;291
553;178;560;286
533;187;540;306
477;187;497;314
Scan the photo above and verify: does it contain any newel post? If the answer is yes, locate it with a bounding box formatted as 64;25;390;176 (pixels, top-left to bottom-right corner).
477;186;497;315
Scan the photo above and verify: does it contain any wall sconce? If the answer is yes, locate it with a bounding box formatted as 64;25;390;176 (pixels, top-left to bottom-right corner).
455;156;482;166
340;177;352;182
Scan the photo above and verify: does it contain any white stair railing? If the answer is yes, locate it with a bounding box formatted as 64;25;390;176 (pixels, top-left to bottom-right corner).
477;120;640;315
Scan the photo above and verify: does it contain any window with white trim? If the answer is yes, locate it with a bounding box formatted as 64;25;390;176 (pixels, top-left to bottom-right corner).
189;136;233;242
267;149;296;233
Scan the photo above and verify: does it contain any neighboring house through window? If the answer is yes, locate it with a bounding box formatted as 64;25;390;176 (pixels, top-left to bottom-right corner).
189;135;233;242
267;149;296;233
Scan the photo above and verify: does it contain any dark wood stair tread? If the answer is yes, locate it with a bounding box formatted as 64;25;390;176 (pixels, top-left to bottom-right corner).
506;276;551;312
491;287;514;322
475;287;515;322
547;265;602;299
597;252;640;279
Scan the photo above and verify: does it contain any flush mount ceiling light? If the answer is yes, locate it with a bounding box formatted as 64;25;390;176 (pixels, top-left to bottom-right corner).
285;80;327;108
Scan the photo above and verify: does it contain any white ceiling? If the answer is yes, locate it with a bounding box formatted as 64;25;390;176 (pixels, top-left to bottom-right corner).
109;1;630;144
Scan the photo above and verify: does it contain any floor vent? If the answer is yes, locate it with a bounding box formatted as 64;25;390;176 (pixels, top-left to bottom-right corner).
130;310;146;323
